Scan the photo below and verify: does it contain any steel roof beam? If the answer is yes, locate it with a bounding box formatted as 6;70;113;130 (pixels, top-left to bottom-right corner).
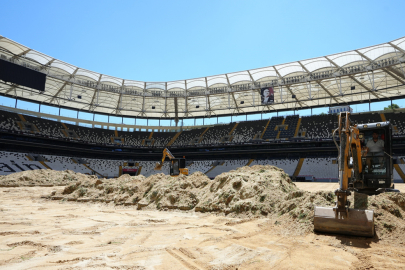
48;68;79;104
4;84;17;95
384;68;405;84
114;80;125;114
388;42;405;54
273;66;303;107
225;74;240;112
89;74;103;110
349;75;381;98
12;49;31;60
325;56;379;99
316;81;340;104
355;50;405;85
140;82;146;116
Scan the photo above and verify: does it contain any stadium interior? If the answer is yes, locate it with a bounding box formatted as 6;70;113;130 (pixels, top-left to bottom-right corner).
0;35;405;183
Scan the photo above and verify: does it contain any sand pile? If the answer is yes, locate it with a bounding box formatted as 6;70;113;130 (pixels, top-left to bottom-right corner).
3;165;404;238
45;166;335;231
0;169;93;187
362;193;405;241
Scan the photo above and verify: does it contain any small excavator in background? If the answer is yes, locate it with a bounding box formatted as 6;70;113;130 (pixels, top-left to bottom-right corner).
314;112;398;237
155;148;188;176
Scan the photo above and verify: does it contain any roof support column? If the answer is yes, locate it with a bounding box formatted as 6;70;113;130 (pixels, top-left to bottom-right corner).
392;46;405;80
89;74;103;111
184;80;188;116
141;82;146;116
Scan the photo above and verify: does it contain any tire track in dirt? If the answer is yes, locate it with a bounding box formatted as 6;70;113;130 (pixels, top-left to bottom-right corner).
0;230;40;236
225;218;257;226
0;250;36;266
179;247;197;259
7;240;47;249
165;248;204;270
138;232;152;244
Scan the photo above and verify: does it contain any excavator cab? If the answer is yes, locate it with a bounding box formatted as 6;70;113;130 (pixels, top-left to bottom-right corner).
170;158;188;176
352;122;394;193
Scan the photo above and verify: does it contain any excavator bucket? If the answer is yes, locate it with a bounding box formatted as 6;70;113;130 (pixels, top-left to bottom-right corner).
314;206;375;237
154;162;163;170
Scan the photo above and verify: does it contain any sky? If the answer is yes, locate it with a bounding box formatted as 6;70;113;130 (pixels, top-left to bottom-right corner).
1;0;404;125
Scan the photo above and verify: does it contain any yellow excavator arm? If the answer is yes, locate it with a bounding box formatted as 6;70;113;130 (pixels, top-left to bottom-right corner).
314;112;375;237
155;148;175;170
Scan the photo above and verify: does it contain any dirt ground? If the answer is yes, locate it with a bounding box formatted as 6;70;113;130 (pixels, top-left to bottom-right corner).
296;182;405;193
1;185;405;270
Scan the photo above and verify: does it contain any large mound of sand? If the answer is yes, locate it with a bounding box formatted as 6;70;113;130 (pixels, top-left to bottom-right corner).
43;166;335;224
0;169;93;187
3;165;404;239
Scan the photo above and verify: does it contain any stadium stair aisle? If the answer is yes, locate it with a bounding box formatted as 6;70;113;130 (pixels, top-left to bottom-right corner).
114;130;118;137
148;131;154;139
229;123;239;135
205;165;216;174
40;161;52;170
394;164;405;182
198;127;210;143
294;118;302;137
260;119;271;139
246;159;254;166
166;131;182;146
83;164;106;178
293;158;305;177
18;114;26;122
380;113;386;122
276;118;286;139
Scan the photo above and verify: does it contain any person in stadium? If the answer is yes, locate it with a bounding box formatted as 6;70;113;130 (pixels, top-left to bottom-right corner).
261;87;274;104
365;131;385;173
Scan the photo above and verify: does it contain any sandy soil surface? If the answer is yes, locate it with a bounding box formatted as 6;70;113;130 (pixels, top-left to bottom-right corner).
296;182;405;193
1;186;405;270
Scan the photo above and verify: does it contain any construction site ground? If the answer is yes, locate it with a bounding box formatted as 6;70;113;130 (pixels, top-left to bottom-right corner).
0;168;404;269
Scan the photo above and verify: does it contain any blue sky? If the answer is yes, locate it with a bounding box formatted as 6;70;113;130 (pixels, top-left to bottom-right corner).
1;0;404;125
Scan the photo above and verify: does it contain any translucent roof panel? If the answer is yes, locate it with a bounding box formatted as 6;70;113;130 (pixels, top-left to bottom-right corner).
0;38;29;54
227;71;252;85
146;82;165;90
249;67;277;81
186;78;206;89
100;75;122;86
206;75;228;87
124;80;144;89
167;80;185;90
358;44;397;61
50;60;77;74
328;52;364;67
274;62;303;77
300;57;332;72
391;37;405;50
76;69;100;81
24;51;53;65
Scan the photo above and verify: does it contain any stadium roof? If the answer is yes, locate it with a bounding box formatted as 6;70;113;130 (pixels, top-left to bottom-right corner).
0;35;404;119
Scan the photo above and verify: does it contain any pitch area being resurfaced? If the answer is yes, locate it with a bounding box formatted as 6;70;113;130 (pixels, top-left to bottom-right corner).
0;166;404;269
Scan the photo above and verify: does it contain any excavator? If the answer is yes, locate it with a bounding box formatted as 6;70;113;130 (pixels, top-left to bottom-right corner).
314;112;397;237
155;148;188;176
